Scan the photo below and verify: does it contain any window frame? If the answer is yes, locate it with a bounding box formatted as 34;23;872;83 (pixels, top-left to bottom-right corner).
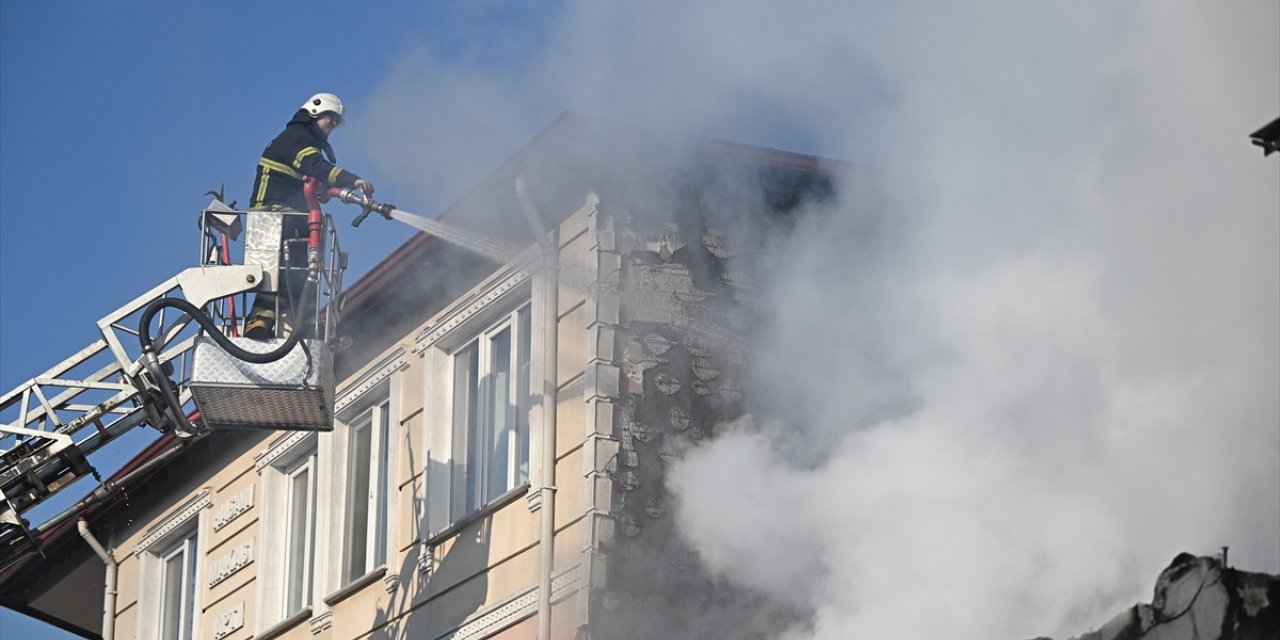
449;302;533;523
321;349;405;604
134;491;208;640
416;270;536;538
157;530;200;640
253;432;321;632
281;452;318;616
338;392;392;586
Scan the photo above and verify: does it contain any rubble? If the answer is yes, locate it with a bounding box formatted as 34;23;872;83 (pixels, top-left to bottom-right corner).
1061;553;1278;640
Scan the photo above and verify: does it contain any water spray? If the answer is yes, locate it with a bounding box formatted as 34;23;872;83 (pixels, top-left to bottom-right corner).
334;181;524;263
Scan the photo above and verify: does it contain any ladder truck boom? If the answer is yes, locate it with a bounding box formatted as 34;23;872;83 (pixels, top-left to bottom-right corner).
0;181;390;565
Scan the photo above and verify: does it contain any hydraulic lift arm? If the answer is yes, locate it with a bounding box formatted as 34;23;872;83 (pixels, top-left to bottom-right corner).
0;182;392;564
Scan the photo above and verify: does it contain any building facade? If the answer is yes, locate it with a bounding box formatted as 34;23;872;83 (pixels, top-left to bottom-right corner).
0;114;836;640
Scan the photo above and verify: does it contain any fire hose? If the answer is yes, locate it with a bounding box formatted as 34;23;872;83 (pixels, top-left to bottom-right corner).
135;178;394;435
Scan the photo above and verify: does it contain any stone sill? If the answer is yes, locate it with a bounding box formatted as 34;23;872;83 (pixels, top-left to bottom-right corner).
255;606;311;640
424;483;530;546
323;565;389;607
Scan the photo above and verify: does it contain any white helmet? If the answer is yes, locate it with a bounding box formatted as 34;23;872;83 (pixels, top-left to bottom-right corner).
301;92;344;125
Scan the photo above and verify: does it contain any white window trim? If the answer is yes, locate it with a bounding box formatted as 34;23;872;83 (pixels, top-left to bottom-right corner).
281;455;318;615
157;533;200;639
254;433;321;633
450;305;533;520
417;272;534;536
316;348;406;604
332;381;395;589
136;491;209;640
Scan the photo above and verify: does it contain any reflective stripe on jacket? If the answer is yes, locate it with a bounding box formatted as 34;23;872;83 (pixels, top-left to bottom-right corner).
251;109;361;211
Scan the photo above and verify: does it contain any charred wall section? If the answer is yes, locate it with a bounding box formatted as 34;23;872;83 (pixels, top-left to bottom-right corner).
583;166;827;639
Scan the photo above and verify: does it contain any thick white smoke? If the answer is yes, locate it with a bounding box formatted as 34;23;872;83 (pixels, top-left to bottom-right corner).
354;2;1279;638
669;3;1279;638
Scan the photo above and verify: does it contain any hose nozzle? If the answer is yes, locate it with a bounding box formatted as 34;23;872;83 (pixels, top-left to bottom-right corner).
338;188;395;227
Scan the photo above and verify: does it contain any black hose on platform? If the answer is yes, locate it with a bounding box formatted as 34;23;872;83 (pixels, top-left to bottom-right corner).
138;280;316;364
135;280;318;435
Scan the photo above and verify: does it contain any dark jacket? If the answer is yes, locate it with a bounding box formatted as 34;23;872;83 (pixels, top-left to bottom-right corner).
250;109;362;211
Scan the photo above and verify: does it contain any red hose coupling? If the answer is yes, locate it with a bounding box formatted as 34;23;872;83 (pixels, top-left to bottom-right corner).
303;177;324;251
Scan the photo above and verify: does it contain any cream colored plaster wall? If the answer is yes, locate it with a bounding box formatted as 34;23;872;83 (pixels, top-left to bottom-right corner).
395;469;422;563
557;304;588;388
556;376;587;458
395;347;425;415
267;620;316;640
113;548;140;639
403;546;543;640
113;541;140;611
328;580;399;640
114;601;137;640
552;521;583;573
410;494;539;602
554;447;585;530
558;226;589;317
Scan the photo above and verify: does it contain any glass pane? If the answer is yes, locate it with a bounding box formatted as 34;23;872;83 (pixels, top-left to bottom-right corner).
517;308;532;484
184;537;198;640
161;551;183;639
488;327;512;501
344;417;372;583
452;344;480;519
374;401;390;566
287;467;310;613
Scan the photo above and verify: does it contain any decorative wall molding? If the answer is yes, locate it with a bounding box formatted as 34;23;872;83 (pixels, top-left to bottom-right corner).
309;610;333;635
414;270;531;354
417;542;433;576
208;539;254;587
212;601;245;640
383;570;400;594
434;564;582;640
550;566;581;595
133;490;210;555
212;484;254;532
254;431;312;472
525;486;544;512
335;347;407;413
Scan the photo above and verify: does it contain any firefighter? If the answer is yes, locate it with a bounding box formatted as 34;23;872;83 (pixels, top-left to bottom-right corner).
244;92;374;339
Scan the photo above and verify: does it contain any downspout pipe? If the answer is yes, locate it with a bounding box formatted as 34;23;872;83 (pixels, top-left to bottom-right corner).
516;176;558;640
78;519;117;640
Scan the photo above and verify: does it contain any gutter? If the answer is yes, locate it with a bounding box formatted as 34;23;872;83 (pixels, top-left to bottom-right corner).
77;519;116;640
516;176;559;640
35;436;191;538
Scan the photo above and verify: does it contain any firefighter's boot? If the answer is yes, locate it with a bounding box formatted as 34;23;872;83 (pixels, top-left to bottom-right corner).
244;309;276;340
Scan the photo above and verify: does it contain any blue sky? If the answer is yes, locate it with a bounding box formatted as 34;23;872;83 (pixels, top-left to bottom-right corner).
2;1;1277;638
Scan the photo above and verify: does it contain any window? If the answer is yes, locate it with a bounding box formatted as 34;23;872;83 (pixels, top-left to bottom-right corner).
283;453;318;614
450;305;532;521
254;432;329;631
135;492;208;640
341;397;391;584
158;530;199;640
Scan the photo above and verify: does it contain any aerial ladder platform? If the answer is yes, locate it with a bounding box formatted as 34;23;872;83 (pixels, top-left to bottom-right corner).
0;181;394;565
